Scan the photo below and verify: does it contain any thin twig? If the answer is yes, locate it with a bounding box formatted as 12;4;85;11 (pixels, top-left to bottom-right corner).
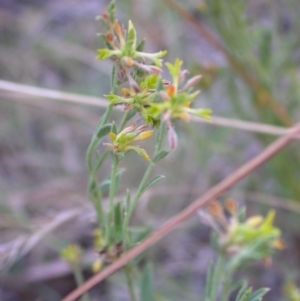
61;121;300;301
0;79;107;107
2;93;98;126
1;80;299;139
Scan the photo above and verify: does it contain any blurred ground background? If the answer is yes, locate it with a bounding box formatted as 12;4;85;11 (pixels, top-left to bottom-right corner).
1;0;300;300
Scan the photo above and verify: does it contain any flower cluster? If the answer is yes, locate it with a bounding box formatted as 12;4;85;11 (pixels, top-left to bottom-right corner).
199;199;284;261
103;123;153;160
97;0;211;156
96;1;166;92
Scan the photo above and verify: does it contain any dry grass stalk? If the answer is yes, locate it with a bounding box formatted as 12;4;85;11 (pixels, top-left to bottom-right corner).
1;79;299;139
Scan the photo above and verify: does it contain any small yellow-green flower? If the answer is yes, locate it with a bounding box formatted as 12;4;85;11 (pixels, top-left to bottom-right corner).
224;209;284;252
103;123;153;160
96;19;167;67
93;229;105;250
61;244;82;265
92;258;103;273
96;4;166;77
105;74;162;127
146;59;212;122
199;200;284;259
96;1;167;92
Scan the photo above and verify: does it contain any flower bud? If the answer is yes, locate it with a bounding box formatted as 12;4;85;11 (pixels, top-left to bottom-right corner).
136;124;149;133
182;75;202;90
179;69;189;83
121;56;135;67
105;33;114;43
160;91;170;101
167;124;178;149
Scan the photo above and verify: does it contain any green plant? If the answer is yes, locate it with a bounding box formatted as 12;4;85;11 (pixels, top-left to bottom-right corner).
60;2;284;300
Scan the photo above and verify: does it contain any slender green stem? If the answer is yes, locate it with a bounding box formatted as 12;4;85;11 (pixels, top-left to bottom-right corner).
209;254;225;301
106;154;119;243
86;79;118;225
90;193;104;228
93;149;110;174
220;266;234;301
86;104;113;172
155;122;167;152
88;150;110;227
125;161;155;230
86;76;118;172
72;264;90;301
124;122;167;242
124;265;137;301
118;111;131;131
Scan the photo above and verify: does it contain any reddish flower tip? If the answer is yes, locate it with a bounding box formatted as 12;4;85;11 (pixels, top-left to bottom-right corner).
166;85;175;97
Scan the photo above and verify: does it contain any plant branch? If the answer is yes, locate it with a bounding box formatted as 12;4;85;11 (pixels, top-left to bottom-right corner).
72;265;90;301
106;154;119;243
61;121;300;301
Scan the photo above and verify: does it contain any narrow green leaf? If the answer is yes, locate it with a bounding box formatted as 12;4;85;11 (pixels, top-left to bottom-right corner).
140;264;153;301
123;189;131;238
88;178;97;192
125;20;137;52
96;49;112;60
114;202;123;241
141;175;165;194
152;149;169;163
125;109;137;122
125;189;131;208
249;288;270;301
126;146;150;161
156;121;166;146
96;123;112;139
209;256;224;301
236;286;253;301
165;59;183;83
111;122;117;135
140;74;159;90
230;279;247;295
192;108;212;120
107;0;115;21
136;38;146;51
235;281;249;301
105;93;127;105
155;76;164;91
114;168;123;195
99;179;110;194
204;262;214;300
